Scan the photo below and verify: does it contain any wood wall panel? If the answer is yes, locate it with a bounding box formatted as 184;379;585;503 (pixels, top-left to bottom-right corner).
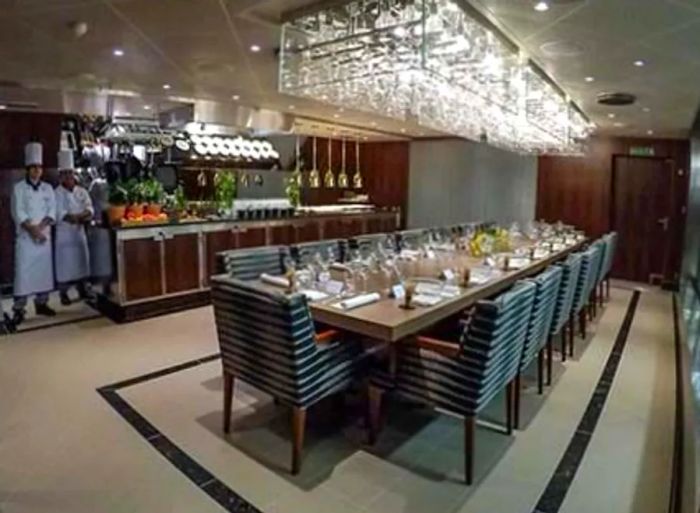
164;234;200;293
537;136;690;282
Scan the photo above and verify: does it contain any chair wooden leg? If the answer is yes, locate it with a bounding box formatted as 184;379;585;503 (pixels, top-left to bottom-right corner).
368;385;383;445
505;381;513;435
561;323;568;362
291;406;307;475
606;277;611;299
546;335;553;385
223;371;234;434
599;282;605;307
464;415;476;485
537;349;544;395
514;373;521;430
578;309;586;340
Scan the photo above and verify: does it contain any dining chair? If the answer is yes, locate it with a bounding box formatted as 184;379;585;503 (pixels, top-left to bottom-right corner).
599;232;618;303
368;280;536;485
210;275;368;474
397;228;428;250
548;253;583;368
514;266;562;428
570;242;603;345
584;240;606;321
351;232;395;258
292;239;347;267
217;245;291;280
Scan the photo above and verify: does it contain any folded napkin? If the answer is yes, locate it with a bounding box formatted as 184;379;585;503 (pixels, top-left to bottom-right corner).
330;262;351;272
469;268;497;285
552;243;566;251
300;289;328;302
334;292;381;310
413;294;442;307
261;273;290;288
508;257;529;270
533;248;549;259
399;249;420;260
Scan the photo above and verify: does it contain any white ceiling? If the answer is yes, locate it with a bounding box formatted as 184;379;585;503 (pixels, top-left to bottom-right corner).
0;0;697;140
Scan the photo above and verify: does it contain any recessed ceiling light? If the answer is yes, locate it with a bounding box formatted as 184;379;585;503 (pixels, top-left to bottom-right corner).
250;44;261;53
363;136;369;140
333;113;340;118
634;59;646;67
642;107;651;112
647;130;654;135
0;105;6;110
113;48;124;57
400;128;406;133
338;107;345;113
289;105;295;110
162;84;171;90
534;1;550;12
371;121;377;127
608;113;616;119
321;94;328;100
613;122;624;127
143;105;151;110
232;94;240;101
584;76;595;82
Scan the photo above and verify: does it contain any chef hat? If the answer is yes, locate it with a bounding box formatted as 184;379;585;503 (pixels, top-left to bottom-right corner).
57;149;75;171
24;142;43;167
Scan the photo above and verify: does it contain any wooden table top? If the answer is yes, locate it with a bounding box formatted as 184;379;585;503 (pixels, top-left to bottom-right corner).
307;240;585;342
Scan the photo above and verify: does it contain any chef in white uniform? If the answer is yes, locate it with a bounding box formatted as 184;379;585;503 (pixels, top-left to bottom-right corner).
55;150;94;305
11;142;57;324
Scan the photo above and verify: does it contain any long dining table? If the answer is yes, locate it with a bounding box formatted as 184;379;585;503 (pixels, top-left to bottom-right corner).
307;238;586;343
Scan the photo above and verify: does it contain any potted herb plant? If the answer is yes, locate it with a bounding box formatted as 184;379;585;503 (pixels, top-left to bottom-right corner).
285;170;301;209
107;180;128;225
143;177;165;216
125;178;146;219
214;170;237;218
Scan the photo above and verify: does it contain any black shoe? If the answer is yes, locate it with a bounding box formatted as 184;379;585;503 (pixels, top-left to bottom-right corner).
12;309;25;327
3;313;16;333
60;292;71;306
35;304;56;317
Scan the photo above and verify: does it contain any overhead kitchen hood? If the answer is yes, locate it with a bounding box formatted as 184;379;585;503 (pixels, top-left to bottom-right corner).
159;99;295;137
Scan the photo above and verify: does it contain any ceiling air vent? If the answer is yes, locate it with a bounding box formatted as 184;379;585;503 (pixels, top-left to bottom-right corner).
597;92;637;106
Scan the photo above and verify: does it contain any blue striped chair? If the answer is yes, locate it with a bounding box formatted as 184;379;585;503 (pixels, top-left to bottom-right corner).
514;266;562;427
292;239;346;267
598;232;618;303
211;275;368;474
397;228;428;250
549;253;584;366
350;232;395;258
368;281;536;484
571;242;604;345
217;245;290;280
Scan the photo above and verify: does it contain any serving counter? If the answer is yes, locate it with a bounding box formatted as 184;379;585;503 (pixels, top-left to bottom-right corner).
96;209;400;322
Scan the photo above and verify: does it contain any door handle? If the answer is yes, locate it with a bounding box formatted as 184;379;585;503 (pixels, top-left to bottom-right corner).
658;217;670;231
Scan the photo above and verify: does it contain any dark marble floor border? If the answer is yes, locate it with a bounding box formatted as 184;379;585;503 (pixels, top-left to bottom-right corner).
532;289;641;513
97;353;261;513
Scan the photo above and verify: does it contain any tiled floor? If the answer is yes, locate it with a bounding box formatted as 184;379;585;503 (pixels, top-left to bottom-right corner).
0;285;675;513
1;295;98;332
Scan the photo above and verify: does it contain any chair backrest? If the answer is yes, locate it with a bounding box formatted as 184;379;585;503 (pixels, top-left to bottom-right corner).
571;246;598;314
211;276;326;406
520;266;563;371
292;239;346;267
217;245;290;280
351;232;394;258
601;232;617;280
459;280;537;412
397;228;428;249
586;241;605;296
550;252;584;335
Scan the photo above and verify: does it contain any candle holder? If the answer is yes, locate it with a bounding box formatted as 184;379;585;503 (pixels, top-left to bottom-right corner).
400;280;416;310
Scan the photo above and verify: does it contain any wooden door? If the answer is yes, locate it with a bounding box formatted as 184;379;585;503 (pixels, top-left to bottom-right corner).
612;156;674;283
164;234;200;293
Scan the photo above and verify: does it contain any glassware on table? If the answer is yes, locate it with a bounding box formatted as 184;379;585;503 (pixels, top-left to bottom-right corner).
402;279;416;309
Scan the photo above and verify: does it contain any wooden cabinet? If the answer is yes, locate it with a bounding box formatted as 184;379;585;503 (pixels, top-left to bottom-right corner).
205;229;237;284
123;239;163;301
164;234;200;293
270;224;295;245
237;227;266;248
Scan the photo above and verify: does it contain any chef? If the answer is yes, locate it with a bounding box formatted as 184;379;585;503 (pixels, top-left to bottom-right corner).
11;142;57;325
55;150;94;305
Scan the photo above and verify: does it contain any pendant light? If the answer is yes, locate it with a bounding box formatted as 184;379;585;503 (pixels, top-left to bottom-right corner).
338;136;349;188
323;136;335;188
353;138;363;189
309;136;320;188
294;135;304;187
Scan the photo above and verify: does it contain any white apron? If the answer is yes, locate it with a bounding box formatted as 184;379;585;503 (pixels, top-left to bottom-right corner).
11;180;56;296
87;179;112;279
55;185;93;283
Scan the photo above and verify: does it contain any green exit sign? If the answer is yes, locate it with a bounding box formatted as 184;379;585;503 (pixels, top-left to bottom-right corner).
630;146;655;157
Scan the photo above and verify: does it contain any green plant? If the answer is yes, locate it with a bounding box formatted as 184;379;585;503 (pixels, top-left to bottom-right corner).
285;170;301;208
125;178;147;204
174;184;187;211
142;177;165;204
108;180;128;206
214;170;237;213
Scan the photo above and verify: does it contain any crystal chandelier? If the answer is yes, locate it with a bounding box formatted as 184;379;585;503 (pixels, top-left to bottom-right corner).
279;0;594;154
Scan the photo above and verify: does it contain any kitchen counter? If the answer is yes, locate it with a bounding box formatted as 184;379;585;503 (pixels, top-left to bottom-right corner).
97;208;400;322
